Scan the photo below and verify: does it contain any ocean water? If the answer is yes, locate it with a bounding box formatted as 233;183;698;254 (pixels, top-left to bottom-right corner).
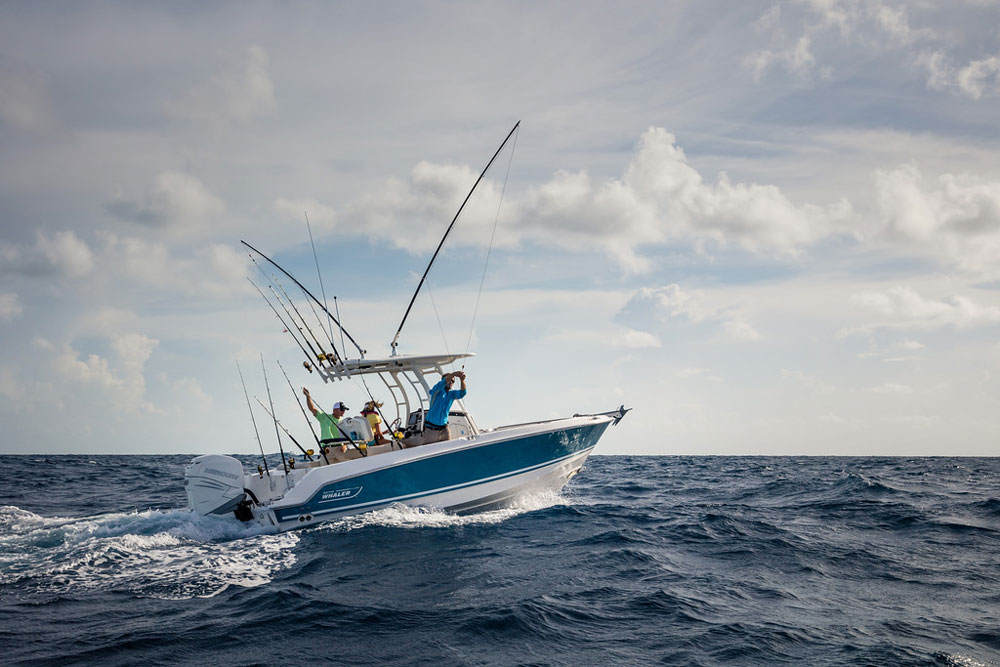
1;455;998;666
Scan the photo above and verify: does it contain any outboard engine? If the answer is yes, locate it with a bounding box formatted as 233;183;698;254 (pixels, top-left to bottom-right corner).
184;455;247;516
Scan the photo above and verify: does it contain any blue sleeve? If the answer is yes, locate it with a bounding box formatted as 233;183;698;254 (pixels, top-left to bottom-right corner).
448;388;467;400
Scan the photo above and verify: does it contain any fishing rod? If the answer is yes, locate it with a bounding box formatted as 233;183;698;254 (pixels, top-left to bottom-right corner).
272;271;338;364
267;281;324;364
261;355;290;476
293;273;342;363
248;277;315;369
254;396;314;462
237;360;270;479
334;296;347;367
241;240;366;358
463;124;518;370
390;120;520;356
262;380;366;461
276;359;329;465
299;212;394;445
249;256;326;364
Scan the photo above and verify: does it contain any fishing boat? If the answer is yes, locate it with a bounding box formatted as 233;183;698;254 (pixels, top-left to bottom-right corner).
183;123;629;531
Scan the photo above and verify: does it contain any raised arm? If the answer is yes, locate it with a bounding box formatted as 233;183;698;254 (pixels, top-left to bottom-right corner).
302;387;319;416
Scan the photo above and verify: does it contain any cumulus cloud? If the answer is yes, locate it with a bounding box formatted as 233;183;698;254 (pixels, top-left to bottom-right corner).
280;126;1000;278
0;293;23;321
169;45;276;123
0;230;94;278
0;54;57;134
40;333;160;414
344;160;512;254
336;127;853;273
105;170;226;237
873;164;1000;276
850;286;1000;330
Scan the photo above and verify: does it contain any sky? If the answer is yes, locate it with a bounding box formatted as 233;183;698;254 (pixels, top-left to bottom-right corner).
1;1;999;456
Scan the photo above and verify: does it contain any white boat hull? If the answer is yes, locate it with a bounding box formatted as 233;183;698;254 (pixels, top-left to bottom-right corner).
186;413;617;532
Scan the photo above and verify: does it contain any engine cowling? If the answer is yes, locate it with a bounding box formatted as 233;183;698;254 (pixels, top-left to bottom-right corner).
184;455;247;516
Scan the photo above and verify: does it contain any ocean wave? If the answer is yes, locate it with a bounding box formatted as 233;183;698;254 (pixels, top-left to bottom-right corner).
3;455;1000;665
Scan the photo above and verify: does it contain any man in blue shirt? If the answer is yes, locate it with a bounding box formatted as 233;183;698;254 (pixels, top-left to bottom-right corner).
404;371;467;448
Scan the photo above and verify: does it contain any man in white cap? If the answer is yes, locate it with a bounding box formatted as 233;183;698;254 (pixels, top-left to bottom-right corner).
302;387;349;454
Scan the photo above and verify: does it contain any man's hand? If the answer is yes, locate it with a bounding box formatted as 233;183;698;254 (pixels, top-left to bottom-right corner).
302;387;310;397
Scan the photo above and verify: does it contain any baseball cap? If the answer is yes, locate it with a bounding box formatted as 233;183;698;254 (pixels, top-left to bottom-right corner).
332;401;349;411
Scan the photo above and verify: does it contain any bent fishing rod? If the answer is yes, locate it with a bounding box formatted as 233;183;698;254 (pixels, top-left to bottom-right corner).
241;240;366;359
390;120;520;355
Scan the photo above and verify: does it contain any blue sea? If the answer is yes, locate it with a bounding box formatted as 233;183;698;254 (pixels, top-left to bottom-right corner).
1;455;998;666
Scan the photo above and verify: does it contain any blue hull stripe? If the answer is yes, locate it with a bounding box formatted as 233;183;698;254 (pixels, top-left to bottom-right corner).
273;421;607;523
288;446;593;521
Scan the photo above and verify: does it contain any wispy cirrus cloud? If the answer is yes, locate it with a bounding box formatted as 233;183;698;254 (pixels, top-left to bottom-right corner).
747;0;997;100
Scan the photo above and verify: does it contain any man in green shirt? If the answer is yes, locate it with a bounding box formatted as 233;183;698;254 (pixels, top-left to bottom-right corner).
303;387;348;454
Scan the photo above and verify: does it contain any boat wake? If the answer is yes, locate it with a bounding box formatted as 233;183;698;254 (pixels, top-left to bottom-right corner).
0;505;298;600
0;493;563;600
314;490;568;533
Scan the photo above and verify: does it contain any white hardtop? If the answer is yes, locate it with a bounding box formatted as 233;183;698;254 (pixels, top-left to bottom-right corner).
316;352;473;382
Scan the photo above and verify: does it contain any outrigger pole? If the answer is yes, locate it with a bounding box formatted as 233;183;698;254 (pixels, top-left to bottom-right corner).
242;240;366;359
237;360;270;479
390;120;520;356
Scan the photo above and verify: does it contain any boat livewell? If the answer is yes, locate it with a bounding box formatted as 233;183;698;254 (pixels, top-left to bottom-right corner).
183;123;629;531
